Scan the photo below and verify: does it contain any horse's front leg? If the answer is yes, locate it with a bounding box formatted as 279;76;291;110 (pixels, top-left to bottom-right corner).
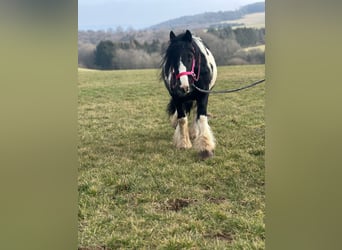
173;102;192;149
192;94;216;159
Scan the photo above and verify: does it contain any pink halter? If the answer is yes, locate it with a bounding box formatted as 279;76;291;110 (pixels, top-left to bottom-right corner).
175;55;201;82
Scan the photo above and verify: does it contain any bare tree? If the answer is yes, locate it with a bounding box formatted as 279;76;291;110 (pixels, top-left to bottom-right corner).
78;43;96;68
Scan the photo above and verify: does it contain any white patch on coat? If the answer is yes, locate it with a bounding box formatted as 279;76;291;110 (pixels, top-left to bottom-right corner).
192;36;217;90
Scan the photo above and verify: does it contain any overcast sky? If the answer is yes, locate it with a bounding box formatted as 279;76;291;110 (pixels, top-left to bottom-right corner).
78;0;263;30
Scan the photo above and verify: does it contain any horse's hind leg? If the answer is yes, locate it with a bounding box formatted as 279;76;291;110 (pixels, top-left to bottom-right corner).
170;111;178;129
193;95;216;159
167;99;178;128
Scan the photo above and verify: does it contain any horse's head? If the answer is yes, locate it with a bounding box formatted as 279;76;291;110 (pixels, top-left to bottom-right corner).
163;30;198;97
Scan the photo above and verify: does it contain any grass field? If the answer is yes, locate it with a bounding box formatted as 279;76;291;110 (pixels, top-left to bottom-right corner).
78;65;265;249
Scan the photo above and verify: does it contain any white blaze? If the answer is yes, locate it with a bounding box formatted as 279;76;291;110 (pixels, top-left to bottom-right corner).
178;59;189;91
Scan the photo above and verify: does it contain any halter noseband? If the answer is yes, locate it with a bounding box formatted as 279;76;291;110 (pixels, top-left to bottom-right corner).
175;54;201;82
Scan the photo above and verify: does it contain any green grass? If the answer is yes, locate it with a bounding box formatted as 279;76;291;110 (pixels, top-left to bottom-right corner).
78;65;265;249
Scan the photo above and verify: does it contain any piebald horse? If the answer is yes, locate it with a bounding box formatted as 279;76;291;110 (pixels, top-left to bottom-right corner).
161;30;217;159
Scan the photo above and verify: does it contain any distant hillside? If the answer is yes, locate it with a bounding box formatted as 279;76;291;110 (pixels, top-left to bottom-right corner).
222;12;265;29
148;2;265;30
78;2;265;69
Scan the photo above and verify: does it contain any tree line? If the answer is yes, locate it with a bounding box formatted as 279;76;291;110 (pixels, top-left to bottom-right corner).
78;26;265;70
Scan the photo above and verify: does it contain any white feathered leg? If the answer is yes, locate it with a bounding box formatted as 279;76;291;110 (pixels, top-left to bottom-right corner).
193;115;215;159
173;117;192;149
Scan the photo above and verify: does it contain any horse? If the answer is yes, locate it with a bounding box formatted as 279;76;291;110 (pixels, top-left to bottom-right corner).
161;30;217;159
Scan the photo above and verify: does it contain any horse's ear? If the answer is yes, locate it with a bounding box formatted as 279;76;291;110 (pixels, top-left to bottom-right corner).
184;30;192;42
170;31;176;41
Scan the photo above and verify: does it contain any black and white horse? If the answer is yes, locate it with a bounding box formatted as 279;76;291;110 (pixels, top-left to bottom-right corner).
161;30;217;159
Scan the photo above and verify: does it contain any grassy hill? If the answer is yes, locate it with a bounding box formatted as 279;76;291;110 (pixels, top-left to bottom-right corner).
149;2;265;30
222;12;265;29
78;65;265;249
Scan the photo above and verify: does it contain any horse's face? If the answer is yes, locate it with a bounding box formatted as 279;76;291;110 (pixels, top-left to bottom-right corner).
167;30;196;97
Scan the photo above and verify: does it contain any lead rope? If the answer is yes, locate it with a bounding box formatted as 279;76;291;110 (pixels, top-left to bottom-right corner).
192;78;265;94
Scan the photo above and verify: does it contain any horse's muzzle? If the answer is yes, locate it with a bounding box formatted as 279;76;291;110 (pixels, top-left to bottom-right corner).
182;85;190;94
172;85;192;97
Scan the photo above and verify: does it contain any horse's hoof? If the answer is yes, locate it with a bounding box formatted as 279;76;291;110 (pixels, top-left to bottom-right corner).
199;150;214;160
